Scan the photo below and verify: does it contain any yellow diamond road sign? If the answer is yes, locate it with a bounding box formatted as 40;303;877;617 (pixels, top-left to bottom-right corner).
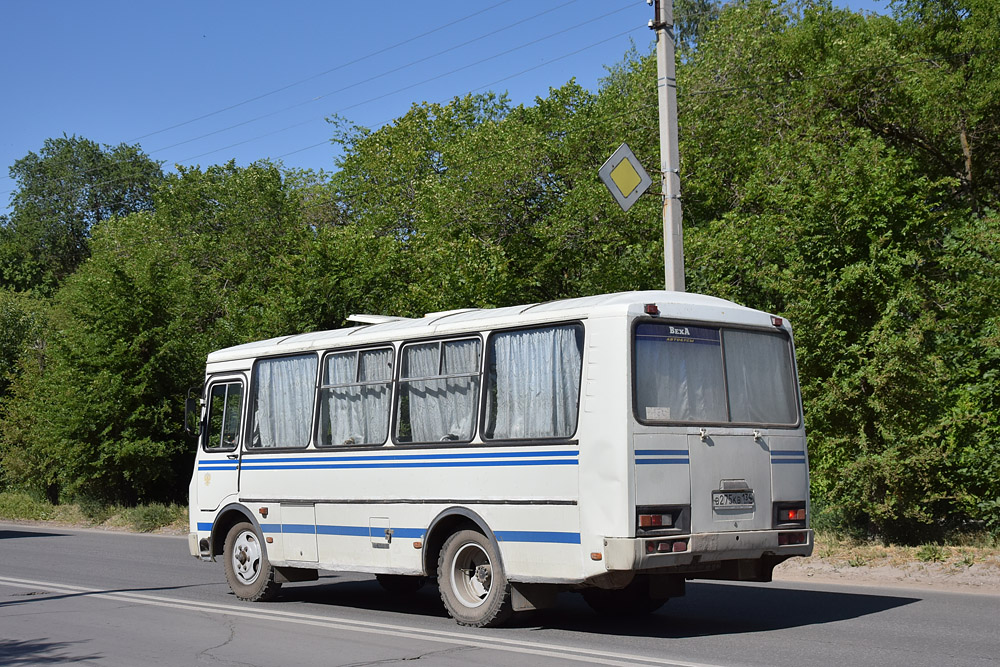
599;143;652;212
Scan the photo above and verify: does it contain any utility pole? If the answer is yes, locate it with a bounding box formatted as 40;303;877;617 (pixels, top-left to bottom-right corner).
651;0;685;292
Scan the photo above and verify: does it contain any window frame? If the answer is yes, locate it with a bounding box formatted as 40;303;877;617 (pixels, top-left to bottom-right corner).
314;344;395;449
246;351;320;453
480;321;586;444
631;318;802;429
391;334;484;446
202;377;245;453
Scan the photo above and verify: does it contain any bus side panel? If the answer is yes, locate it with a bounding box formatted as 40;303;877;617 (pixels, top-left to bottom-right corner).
237;447;582;578
576;316;632;580
769;432;810;503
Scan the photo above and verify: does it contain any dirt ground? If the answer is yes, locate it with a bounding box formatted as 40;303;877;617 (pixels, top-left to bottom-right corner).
773;538;1000;595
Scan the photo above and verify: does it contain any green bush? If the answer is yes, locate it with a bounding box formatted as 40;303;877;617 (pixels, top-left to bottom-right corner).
118;503;186;533
0;491;53;521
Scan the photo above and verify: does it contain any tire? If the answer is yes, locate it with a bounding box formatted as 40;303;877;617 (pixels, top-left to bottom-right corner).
223;521;281;602
582;576;666;616
437;529;513;627
376;574;426;595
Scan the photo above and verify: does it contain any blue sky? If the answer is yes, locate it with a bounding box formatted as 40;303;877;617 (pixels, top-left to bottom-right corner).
0;1;889;211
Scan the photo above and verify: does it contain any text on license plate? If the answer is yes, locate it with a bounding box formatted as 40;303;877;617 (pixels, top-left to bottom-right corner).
713;491;755;509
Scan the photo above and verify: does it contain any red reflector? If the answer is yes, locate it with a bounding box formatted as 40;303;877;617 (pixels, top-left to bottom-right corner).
657;541;671;553
672;540;687;552
771;316;783;327
644;303;660;316
779;532;807;546
646;542;657;554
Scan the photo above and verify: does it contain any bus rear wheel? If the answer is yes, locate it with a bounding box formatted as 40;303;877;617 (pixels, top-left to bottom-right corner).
437;530;513;627
223;521;281;602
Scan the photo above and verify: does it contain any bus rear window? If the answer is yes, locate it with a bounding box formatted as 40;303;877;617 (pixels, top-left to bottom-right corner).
634;322;798;426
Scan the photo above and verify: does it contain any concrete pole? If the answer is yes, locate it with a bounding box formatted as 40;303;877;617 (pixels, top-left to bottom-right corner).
653;0;685;292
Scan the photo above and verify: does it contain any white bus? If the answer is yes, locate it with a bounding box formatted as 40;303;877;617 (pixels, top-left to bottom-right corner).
187;290;812;627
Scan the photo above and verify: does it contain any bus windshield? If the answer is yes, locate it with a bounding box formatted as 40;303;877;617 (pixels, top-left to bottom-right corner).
634;322;798;426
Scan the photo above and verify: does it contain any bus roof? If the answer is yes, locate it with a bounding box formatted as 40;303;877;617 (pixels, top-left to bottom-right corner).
206;290;776;364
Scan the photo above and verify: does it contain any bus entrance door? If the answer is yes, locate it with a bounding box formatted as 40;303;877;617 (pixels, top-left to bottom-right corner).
197;378;245;512
687;431;771;534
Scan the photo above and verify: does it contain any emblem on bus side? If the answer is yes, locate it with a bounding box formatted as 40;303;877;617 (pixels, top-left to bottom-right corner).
204;473;211;486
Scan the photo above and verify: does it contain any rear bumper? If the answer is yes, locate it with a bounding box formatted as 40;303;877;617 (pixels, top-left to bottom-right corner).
603;529;813;571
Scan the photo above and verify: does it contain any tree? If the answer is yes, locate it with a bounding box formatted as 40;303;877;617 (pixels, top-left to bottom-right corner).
0;135;163;293
0;161;302;503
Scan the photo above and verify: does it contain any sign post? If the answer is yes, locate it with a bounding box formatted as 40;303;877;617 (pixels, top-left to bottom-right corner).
652;0;685;292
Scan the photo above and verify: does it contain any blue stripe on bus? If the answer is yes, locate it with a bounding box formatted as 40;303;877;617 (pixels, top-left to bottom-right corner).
199;521;574;545
636;458;690;465
281;523;316;534
241;459;578;471
771;450;806;464
635;449;688;456
243;450;578;464
772;459;806;464
495;530;581;544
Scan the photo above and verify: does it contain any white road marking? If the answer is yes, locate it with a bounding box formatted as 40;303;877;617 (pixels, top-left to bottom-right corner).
0;575;726;667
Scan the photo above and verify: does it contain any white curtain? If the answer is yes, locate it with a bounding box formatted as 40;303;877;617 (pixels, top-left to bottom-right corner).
486;326;582;439
253;354;317;448
400;339;479;442
320;348;392;446
724;330;797;424
634;324;727;422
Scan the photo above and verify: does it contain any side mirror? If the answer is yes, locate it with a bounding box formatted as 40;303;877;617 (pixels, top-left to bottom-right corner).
184;388;202;437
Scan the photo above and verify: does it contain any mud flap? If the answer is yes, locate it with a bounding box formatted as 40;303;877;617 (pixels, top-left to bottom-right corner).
511;583;558;612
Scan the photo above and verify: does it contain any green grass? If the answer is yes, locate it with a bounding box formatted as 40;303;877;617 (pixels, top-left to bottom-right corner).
0;491;187;533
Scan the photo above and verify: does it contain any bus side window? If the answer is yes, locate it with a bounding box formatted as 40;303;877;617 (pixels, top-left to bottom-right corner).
250;354;318;449
317;347;392;447
206;382;243;451
396;338;480;444
483;324;584;440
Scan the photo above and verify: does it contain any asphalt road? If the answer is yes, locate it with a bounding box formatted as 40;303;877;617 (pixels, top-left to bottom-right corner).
1;522;996;667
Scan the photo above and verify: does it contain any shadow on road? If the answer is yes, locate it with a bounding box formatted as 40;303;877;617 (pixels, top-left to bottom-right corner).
278;576;920;637
527;581;921;638
0;529;69;540
0;639;100;665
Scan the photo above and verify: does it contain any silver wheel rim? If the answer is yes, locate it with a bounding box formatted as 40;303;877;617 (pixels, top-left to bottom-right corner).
449;541;492;608
232;530;262;586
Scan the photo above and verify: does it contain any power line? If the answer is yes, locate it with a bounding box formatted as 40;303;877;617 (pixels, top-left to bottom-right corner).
128;0;520;143
5;46;990;203
1;1;626;196
165;6;640;164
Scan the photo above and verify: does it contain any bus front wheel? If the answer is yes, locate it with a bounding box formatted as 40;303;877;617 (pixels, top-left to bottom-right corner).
223;521;281;602
437;530;513;627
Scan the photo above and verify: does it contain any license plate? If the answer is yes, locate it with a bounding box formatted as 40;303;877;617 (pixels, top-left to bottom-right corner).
713;490;755;510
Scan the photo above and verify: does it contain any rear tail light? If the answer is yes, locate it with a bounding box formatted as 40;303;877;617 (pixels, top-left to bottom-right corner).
774;503;808;528
779;508;806;522
638;513;672;528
